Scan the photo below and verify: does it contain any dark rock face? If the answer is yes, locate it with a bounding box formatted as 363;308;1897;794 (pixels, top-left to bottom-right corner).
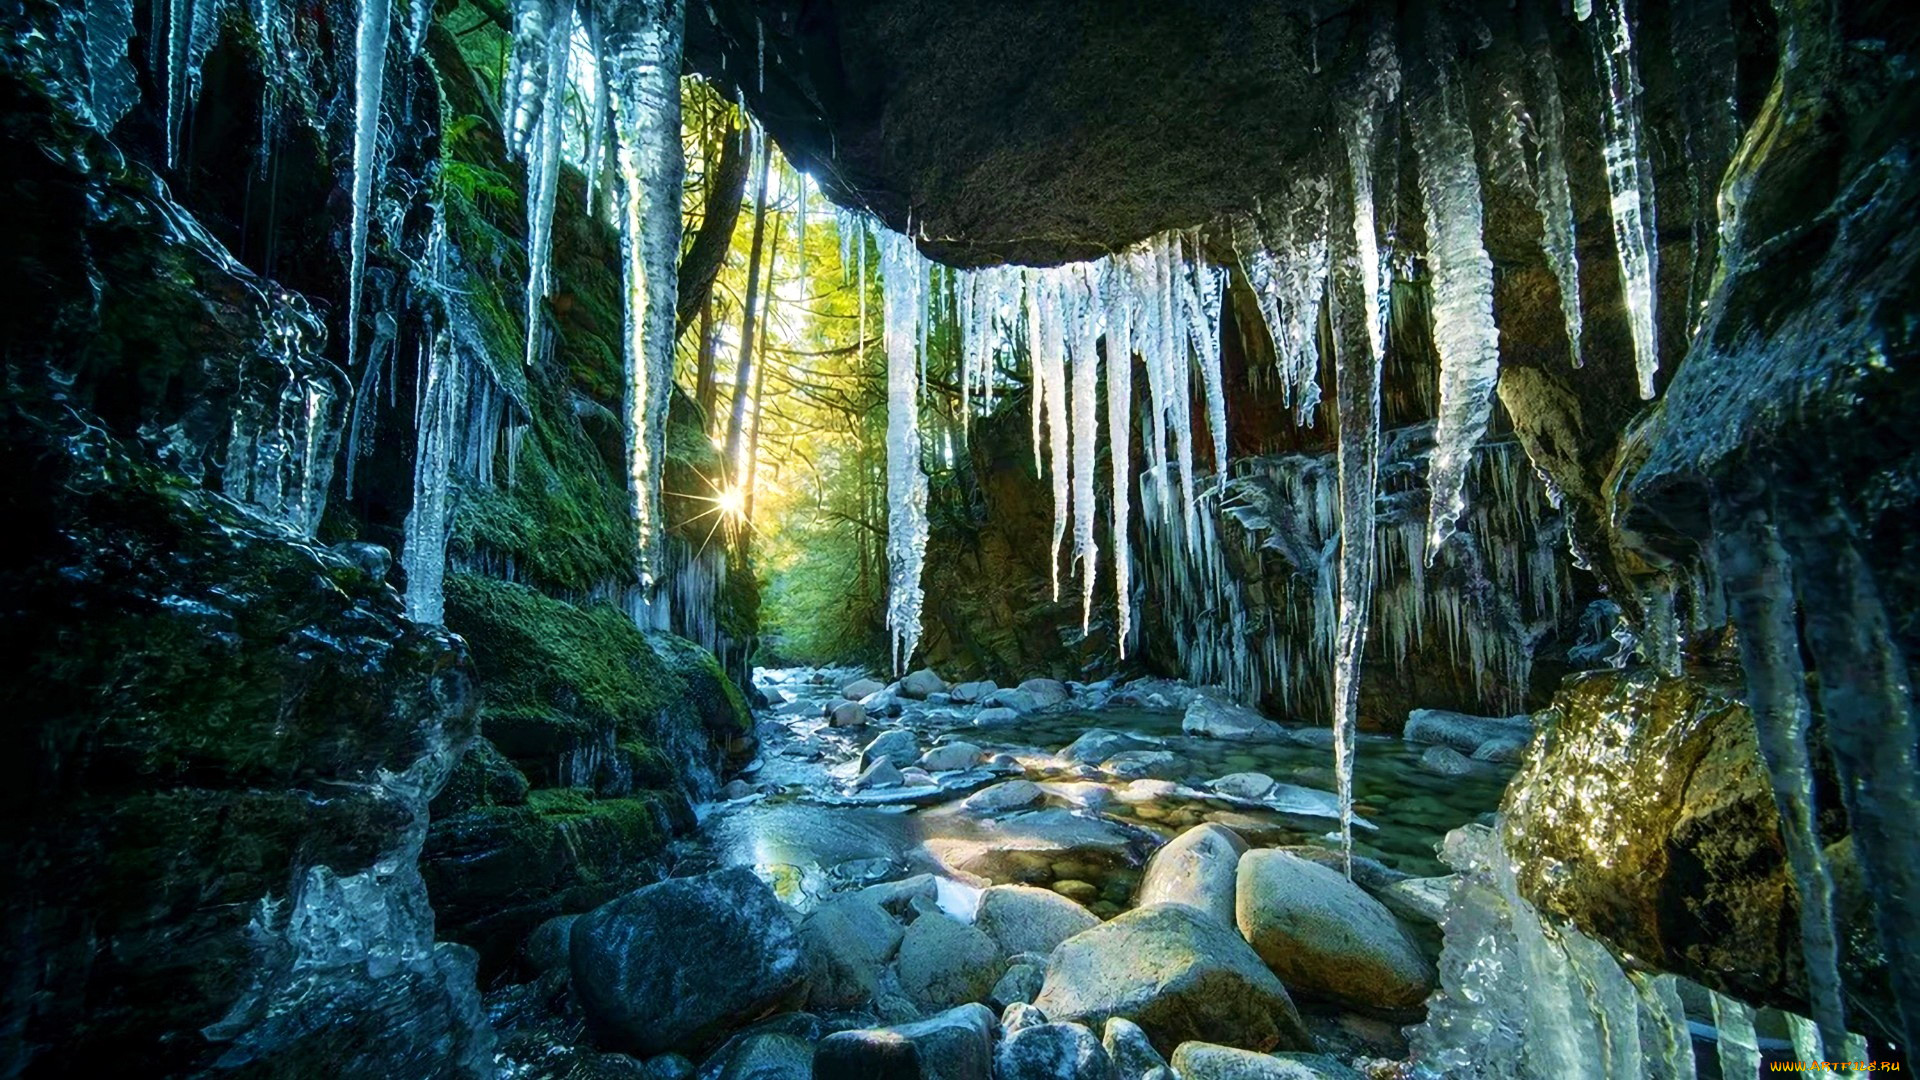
569;868;809;1057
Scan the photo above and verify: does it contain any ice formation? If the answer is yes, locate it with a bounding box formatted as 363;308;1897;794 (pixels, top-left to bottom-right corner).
347;0;393;375
1068;267;1102;631
1591;0;1661;398
1028;272;1071;600
1527;42;1585;366
82;0;138;131
607;0;686;601
1235;175;1329;424
521;1;576;367
1104;269;1136;657
1413;37;1503;558
1181;238;1229;478
876;228;930;674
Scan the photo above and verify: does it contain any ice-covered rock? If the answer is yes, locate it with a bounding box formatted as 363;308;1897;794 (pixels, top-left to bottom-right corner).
1137;824;1248;927
1234;850;1435;1012
1376;876;1455;929
569;868;806;1056
1208;773;1276;801
1031;903;1311;1056
918;741;983;772
854;759;906;790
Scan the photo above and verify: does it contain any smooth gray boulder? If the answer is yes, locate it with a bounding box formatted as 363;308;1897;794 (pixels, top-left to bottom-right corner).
950;680;999;704
799;893;905;1009
1274;847;1409;892
811;1003;994;1080
1418;744;1478;777
1234;849;1435;1011
1183;695;1286;741
1002;1001;1050;1035
1031;903;1311;1056
1376;875;1454;928
1401;708;1531;755
714;1032;814;1080
1208;773;1276;801
1472;736;1528;764
570;868;807;1056
995;1022;1119;1080
1136;824;1248;927
917;741;982;772
1168;1043;1365;1079
974;884;1102;958
831;700;869;728
1101;1018;1169;1080
861;730;920;770
1060;728;1151;765
524;913;579;972
1099;750;1183;780
985;689;1044;713
844;677;888;700
962;779;1045;814
991;961;1047;1010
1016;678;1072;708
901;669;949;700
972;707;1025;727
855;759;906;790
894;912;1006;1011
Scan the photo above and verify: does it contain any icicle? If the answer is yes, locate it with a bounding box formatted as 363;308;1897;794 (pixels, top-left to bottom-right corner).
403;326;465;624
523;1;575;368
1347;15;1400;364
1029;271;1071;600
406;0;432;52
582;12;610;212
877;229;929;674
1413;36;1502;559
1528;41;1585;365
1709;992;1761;1080
1105;268;1135;658
346;0;393;376
1669;0;1739;339
1128;247;1171;516
1159;237;1199;547
165;0;191;162
1238;177;1330;422
608;0;685;597
1068;268;1102;632
505;0;555;157
1592;0;1660;398
1181;240;1229;481
83;0;139;131
1327;137;1384;879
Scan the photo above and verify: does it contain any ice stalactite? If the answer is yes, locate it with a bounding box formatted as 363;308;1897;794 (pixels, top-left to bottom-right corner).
877;228;929;674
1778;497;1920;1055
1105;269;1136;658
522;1;575;368
1068;267;1102;632
1158;236;1199;549
1327;133;1384;878
347;0;393;376
505;0;555;156
1236;174;1329;424
1345;20;1398;367
1180;237;1228;479
1128;246;1172;521
1413;34;1502;559
607;0;685;606
1591;0;1661;398
403;323;466;625
82;0;138;131
1527;40;1585;366
581;11;610;212
1028;271;1072;600
1669;0;1739;338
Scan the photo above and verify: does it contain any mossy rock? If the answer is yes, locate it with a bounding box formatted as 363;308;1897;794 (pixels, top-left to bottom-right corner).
431;736;532;816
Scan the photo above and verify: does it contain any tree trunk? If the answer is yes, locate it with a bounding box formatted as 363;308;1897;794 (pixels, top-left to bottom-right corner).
723;137;773;484
676;119;750;340
694;296;718;429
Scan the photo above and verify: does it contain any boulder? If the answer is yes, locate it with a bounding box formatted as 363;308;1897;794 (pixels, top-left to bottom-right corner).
569;868;807;1056
1031;903;1311;1056
861;730;921;770
918;741;983;772
799;893;905;1009
1003;1002;1050;1035
844;678;888;699
713;1032;814;1080
831;701;869;728
523;913;579;972
901;669;950;699
1417;745;1478;777
1060;728;1152;765
1167;1043;1365;1079
894;912;1006;1011
985;689;1044;713
1101;1018;1169;1080
1208;773;1275;801
1234;850;1434;1012
1099;750;1183;780
855;759;906;790
1375;876;1454;928
1471;737;1528;764
962;779;1046;814
1401;708;1531;755
973;707;1025;727
994;1022;1119;1080
991;961;1047;1011
1017;678;1073;708
975;885;1102;957
1137;824;1248;927
950;680;999;704
1284;728;1337;749
900;767;939;787
1041;782;1116;811
811;1004;995;1080
1183;695;1286;742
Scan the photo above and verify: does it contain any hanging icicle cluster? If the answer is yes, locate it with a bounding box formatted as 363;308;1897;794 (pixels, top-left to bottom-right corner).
875;227;930;675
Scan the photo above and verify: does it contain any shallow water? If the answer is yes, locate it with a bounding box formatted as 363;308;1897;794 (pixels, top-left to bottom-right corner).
693;670;1514;919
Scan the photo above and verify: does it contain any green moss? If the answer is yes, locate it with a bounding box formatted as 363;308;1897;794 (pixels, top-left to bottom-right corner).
649;630;751;736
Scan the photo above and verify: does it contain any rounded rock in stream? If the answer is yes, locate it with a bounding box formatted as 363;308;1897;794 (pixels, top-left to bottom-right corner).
1031;903;1311;1056
974;884;1102;957
843;678;888;699
962;779;1045;814
1234;850;1434;1012
1137;824;1249;927
1183;695;1286;742
861;729;921;770
813;1003;994;1080
831;700;869;728
569;868;807;1056
1167;1043;1365;1079
995;1022;1119;1080
900;669;949;699
894;911;1006;1011
950;680;999;704
1016;678;1072;707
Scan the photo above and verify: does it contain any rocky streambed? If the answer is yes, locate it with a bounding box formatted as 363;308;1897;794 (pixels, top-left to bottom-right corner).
489;667;1525;1079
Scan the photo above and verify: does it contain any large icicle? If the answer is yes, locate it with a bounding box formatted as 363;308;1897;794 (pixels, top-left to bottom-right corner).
1528;40;1585;365
1029;271;1071;600
1105;268;1135;657
581;10;611;212
1068;268;1102;631
1180;239;1228;479
1158;237;1199;547
1592;0;1661;397
346;0;393;375
505;0;556;157
607;0;685;601
878;229;929;674
522;1;575;367
1413;36;1502;558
